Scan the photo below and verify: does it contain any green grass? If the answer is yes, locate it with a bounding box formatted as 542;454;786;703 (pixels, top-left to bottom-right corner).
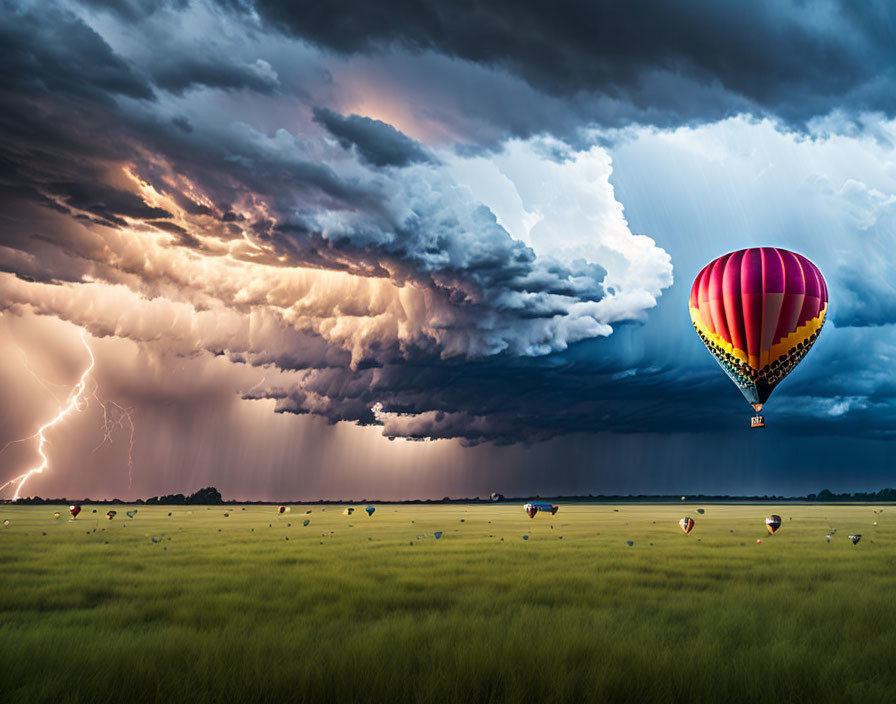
1;503;893;703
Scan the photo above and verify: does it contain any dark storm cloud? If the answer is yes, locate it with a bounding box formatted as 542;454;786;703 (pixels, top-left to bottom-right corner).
833;265;896;328
247;0;896;128
2;0;893;458
151;57;280;95
246;344;729;446
78;0;189;20
47;181;173;223
313;108;434;167
0;2;153;103
0;0;675;446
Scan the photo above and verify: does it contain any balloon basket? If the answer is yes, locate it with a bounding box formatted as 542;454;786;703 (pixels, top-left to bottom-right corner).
750;415;765;429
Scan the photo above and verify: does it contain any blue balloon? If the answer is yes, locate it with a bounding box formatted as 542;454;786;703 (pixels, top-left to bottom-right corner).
365;506;375;516
626;540;634;547
434;531;442;539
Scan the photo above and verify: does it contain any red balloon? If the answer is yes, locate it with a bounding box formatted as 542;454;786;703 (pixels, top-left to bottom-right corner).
690;248;827;415
69;504;81;518
278;505;286;515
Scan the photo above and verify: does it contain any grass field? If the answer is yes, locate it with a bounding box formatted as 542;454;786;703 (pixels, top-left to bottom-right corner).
1;503;893;703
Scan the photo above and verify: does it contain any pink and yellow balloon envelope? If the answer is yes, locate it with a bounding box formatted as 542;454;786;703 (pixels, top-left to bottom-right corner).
689;248;827;425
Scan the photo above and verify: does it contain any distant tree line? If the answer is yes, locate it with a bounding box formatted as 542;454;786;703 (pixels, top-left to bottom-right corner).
7;487;896;505
11;487;223;505
807;488;896;502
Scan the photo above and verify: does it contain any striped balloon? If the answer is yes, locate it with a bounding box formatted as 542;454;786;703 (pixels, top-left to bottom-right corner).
689;248;827;411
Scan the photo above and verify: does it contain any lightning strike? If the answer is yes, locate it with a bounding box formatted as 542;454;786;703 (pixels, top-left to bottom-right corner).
0;331;135;499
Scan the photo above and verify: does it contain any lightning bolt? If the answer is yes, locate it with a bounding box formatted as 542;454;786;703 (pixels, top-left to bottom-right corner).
91;396;136;487
0;331;135;500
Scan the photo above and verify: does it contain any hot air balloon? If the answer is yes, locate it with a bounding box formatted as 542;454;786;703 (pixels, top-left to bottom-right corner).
490;493;504;502
696;508;705;515
849;534;862;545
526;502;558;517
626;540;634;547
303;519;310;527
365;506;376;517
765;515;782;535
54;512;61;519
106;510;117;520
690;248;827;427
278;505;290;515
679;517;695;534
126;510;137;519
69;505;81;519
343;507;354;516
434;531;443;539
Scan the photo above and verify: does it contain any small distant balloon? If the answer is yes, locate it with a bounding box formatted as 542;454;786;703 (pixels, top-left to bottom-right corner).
434;531;443;539
303;519;310;527
365;506;376;517
679;516;695;535
69;505;81;518
2;519;8;527
106;510;117;520
696;509;705;515
126;510;137;519
522;535;529;540
54;512;61;519
756;539;762;544
825;535;831;542
626;540;634;547
873;521;878;526
490;493;504;502
765;515;782;535
278;506;289;515
524;502;557;518
343;508;354;516
849;534;862;545
223;513;229;518
681;496;686;502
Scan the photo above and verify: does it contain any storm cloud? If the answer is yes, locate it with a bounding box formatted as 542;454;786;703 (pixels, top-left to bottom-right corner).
1;0;895;499
247;0;896;130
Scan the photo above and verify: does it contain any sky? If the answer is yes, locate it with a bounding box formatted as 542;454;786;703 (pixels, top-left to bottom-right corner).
1;0;895;500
